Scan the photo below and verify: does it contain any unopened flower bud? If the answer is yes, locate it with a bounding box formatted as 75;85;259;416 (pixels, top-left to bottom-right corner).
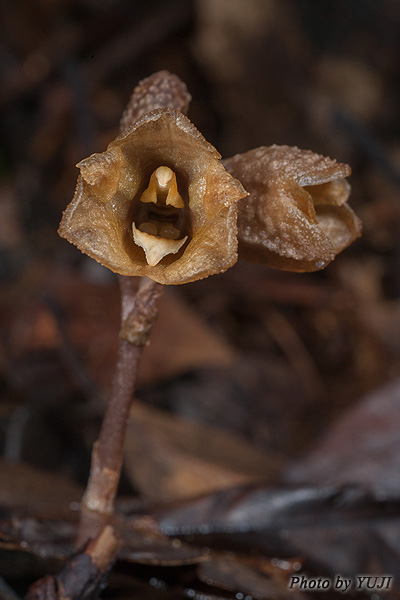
223;145;361;272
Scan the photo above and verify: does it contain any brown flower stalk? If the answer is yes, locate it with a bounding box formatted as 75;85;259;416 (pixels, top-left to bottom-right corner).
78;277;163;545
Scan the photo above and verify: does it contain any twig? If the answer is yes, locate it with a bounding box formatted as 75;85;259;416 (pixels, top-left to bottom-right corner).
78;277;163;544
3;405;31;461
26;525;119;600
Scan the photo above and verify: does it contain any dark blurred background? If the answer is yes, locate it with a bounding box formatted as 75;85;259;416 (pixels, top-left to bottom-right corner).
0;0;400;495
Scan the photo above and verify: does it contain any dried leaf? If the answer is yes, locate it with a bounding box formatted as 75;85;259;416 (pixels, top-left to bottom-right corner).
0;459;82;513
139;292;234;384
124;403;282;501
119;516;209;566
155;483;400;577
285;377;400;496
198;555;303;600
0;512;207;567
12;268;233;390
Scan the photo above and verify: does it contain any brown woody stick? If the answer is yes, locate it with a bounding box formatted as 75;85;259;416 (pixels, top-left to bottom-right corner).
78;277;163;543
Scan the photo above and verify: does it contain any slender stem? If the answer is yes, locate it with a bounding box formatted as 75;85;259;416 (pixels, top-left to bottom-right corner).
78;276;163;544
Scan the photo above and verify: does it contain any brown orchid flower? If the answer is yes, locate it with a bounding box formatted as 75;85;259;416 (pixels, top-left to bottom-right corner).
224;145;361;272
59;72;360;283
59;78;247;285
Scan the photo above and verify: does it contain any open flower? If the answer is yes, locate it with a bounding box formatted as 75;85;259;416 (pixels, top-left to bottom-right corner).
59;108;247;285
223;145;361;272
